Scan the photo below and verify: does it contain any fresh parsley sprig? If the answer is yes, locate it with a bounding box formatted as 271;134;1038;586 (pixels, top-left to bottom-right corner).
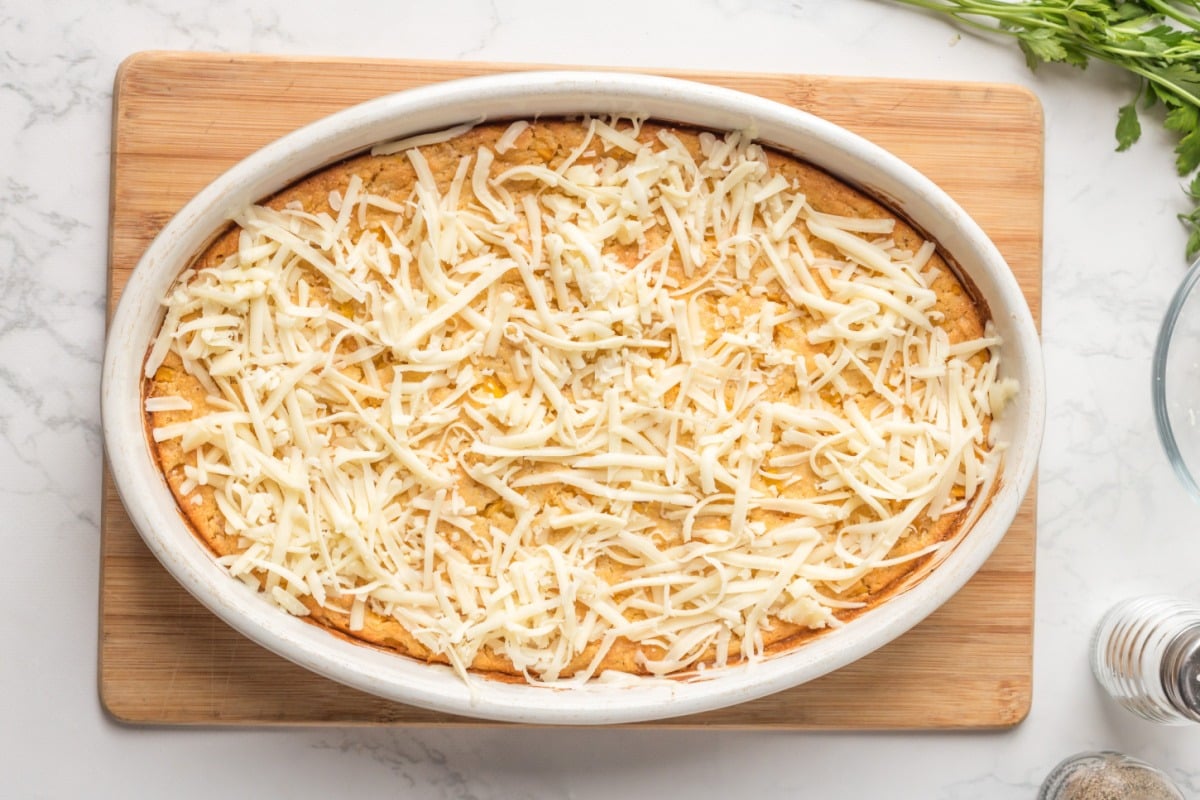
890;0;1200;260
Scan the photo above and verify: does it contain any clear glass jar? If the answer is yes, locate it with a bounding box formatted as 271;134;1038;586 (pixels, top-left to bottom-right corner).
1091;595;1200;724
1038;751;1183;800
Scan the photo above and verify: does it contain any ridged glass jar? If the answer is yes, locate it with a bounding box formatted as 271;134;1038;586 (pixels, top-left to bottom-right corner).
1091;595;1200;724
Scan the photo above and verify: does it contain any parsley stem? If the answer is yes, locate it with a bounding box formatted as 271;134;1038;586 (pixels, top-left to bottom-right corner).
1126;62;1200;108
1139;0;1200;32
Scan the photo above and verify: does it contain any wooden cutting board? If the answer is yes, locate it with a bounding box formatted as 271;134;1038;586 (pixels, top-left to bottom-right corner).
102;51;1042;728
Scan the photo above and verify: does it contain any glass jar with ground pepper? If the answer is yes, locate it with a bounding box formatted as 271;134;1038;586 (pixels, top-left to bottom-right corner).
1037;751;1183;800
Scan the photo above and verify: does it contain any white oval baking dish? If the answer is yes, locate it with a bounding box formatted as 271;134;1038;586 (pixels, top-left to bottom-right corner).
102;71;1044;725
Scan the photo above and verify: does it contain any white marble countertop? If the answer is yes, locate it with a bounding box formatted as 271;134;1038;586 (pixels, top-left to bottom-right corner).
7;0;1200;796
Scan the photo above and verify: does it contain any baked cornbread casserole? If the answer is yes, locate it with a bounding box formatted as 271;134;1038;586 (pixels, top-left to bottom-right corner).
143;117;1017;684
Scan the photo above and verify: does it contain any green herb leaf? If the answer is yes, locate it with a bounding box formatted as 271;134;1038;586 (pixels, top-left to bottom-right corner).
1185;216;1200;258
1176;127;1200;173
1019;28;1076;67
1114;3;1153;23
1117;96;1143;150
1165;104;1198;133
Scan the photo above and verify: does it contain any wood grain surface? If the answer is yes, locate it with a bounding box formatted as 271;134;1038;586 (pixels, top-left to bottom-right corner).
101;51;1043;728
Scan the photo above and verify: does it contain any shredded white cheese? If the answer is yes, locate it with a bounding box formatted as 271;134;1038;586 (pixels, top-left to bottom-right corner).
146;117;1011;684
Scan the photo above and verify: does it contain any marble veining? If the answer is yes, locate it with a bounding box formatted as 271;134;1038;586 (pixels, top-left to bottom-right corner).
7;0;1200;796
